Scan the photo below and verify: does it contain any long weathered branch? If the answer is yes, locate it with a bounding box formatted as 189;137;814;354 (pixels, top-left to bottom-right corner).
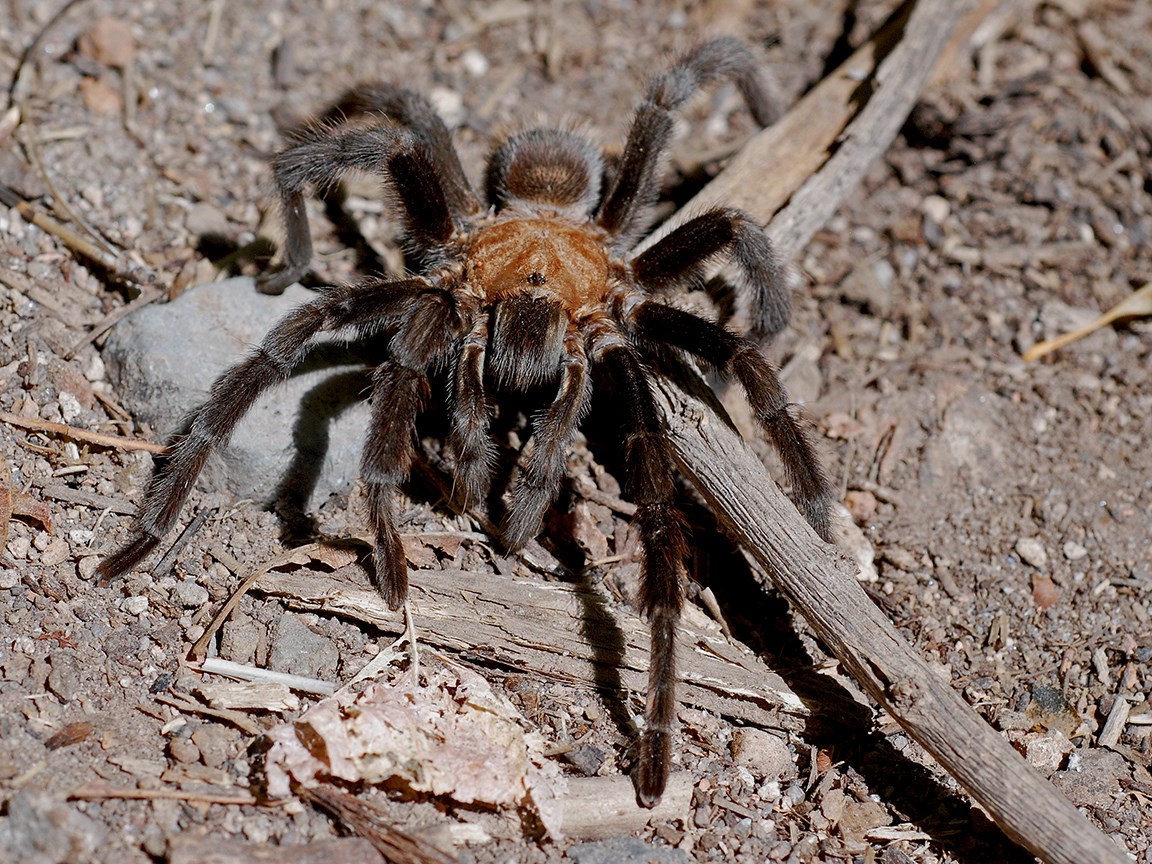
642;0;1127;862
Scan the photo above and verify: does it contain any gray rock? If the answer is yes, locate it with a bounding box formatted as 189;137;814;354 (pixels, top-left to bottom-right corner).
0;790;105;864
268;613;338;679
101;277;373;506
567;836;688;864
220;616;263;665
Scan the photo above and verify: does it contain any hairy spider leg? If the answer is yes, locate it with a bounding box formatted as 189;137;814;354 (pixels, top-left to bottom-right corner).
316;83;482;222
597;37;777;247
361;365;430;610
96;278;437;582
632;207;790;343
502;332;591;550
360;288;460;606
592;339;690;808
447;315;496;506
258;123;458;295
627;301;835;542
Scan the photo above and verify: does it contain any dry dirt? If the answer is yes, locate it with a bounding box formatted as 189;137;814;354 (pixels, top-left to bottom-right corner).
1;1;1151;863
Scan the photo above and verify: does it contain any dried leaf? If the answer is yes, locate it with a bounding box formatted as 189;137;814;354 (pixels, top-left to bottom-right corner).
264;660;566;838
1023;282;1152;361
1;455;52;551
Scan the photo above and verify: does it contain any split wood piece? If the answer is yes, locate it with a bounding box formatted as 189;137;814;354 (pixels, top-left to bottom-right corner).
561;774;694;841
253;567;813;732
299;785;456;864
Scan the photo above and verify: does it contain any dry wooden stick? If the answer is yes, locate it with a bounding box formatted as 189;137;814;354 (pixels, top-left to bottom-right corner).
636;0;1127;860
0;411;168;454
69;782;262;806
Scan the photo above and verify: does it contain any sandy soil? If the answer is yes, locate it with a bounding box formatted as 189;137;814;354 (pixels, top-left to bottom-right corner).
1;1;1150;862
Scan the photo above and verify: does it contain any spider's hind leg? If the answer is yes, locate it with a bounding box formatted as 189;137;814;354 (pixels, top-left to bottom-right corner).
628;300;834;542
593;339;689;809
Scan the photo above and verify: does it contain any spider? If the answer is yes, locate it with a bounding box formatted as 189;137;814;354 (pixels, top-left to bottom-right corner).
99;38;834;808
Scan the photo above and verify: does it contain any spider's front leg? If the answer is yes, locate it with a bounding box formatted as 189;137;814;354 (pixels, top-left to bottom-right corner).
96;278;434;582
597;38;777;247
502;332;591;550
593;338;689;809
632;207;789;343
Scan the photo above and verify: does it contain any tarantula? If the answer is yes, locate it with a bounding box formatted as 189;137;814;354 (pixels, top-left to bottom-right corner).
99;38;833;807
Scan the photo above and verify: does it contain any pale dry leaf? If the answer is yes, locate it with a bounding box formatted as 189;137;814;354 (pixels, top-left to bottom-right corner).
1023;282;1152;361
264;661;567;837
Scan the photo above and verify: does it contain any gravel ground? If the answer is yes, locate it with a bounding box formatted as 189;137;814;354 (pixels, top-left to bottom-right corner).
1;1;1150;862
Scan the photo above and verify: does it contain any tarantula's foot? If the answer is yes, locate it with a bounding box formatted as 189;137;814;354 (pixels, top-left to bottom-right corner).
634;727;672;809
95;532;160;584
255;265;301;295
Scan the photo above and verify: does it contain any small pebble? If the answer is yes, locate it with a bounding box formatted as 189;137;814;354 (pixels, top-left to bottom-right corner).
1062;541;1087;561
168;736;200;765
1015;537;1048;569
77;16;136;68
40;538;71;567
123;595;149;615
7;535;30;560
174;579;210;609
460;48;489;77
920;194;950;224
731;728;797;781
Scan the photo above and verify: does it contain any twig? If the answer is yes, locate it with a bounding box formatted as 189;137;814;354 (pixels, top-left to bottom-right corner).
69;781;263;806
66;284;166;359
153;507;214;575
188;543;345;663
0;185;157;287
299;784;457;864
6;0;91;104
197;657;336;696
40;483;136;515
154;692;262;735
0;410;168;454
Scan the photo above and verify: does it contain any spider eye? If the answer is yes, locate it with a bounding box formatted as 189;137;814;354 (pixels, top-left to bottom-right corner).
527;271;546;286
